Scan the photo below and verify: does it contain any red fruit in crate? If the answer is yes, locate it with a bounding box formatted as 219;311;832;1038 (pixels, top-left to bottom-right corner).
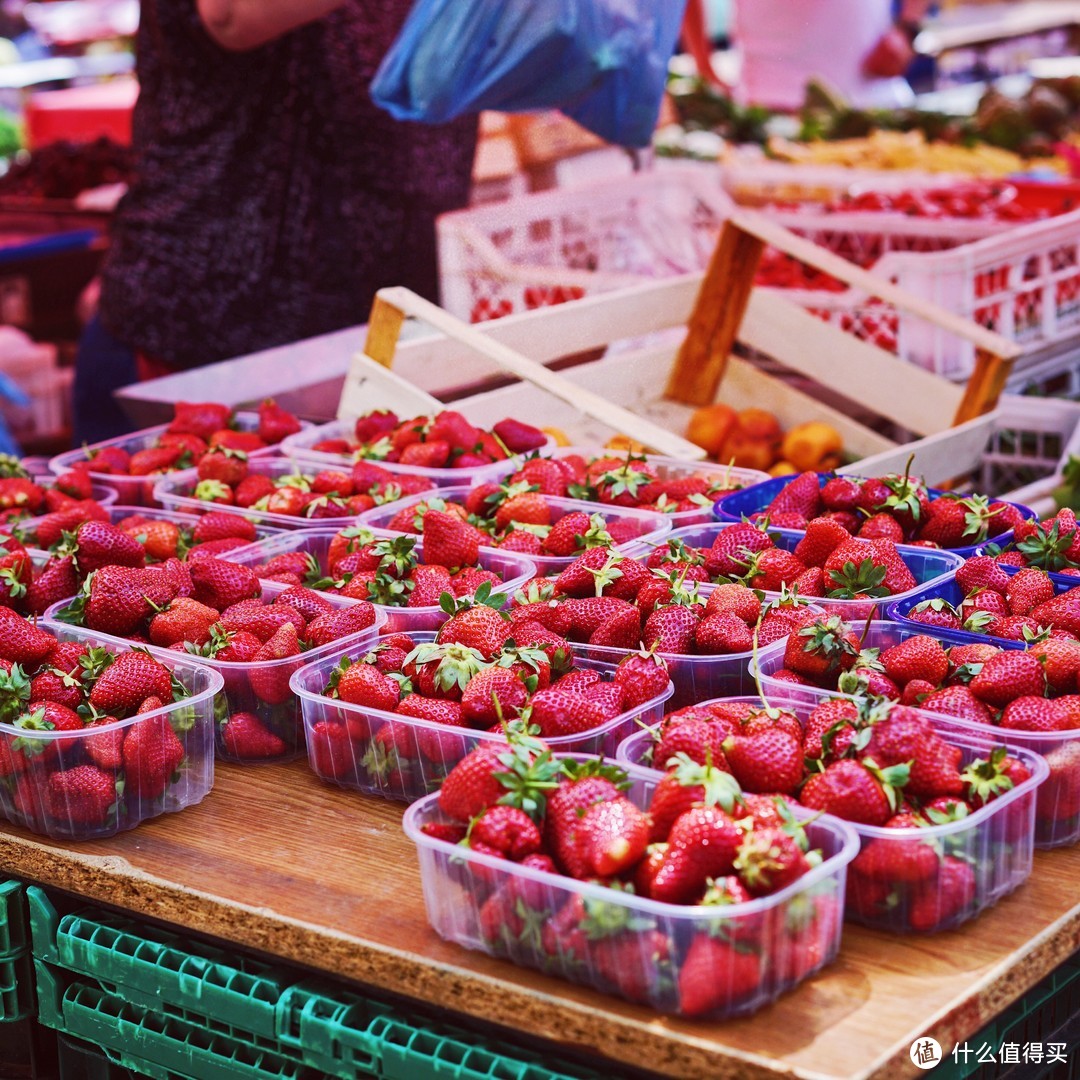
82;717;126;771
651;806;743;904
274;585;334;623
693;612;753;654
880;635;950;688
220;712;288;760
851;827;940;885
72;520;146;576
307;720;355;780
422;510;481;570
998;696;1068;732
1031;591;1080;637
247;623;302;705
782;616;860;682
169;402;231;442
334;661;400;712
793;518;850;568
864;707;964;799
768;472;822;520
745;548;807;593
80;566;170;637
460;667;529;727
642;604;699;654
907;856;976;932
1027;637;1080;693
705;522;772;580
653;717;733;773
734;826;811;896
54;468;94;501
122;714;185;799
469;805;543;861
722;729;803;795
396;696;466;763
678;935;762;1018
493;418;546;454
188;557;261;610
1006;568;1055;616
957;556;1011;595
256;400;302;444
128;445;185;477
577;796;650;876
492;490;550;532
211;629;262;663
45;765;117;826
917;685;994;726
562;596;636;640
122;520;182;562
613;651;670;708
544;764;624;878
89;652;173;715
28;667;82;712
987;501;1025;538
196;447;249;488
858;513;904;542
820;476;862;513
436;602;509;660
920;495;994;548
191;480;236;506
587;607;642;650
148;597;220;648
439;735;557;824
969;651;1046;707
526;688;606;738
234;475;276;508
799;759;907;826
209;430;266;455
906;598;963;631
592;930;672;1006
353;409;398;445
703;582;761;624
803;698;858;761
648;756;739;842
221;602;303;643
846;871;900;921
962;747;1031;809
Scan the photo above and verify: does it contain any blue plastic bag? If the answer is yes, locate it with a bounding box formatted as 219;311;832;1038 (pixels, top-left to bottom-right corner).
370;0;687;148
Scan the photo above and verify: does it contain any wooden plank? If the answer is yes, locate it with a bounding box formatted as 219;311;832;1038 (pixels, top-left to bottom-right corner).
953;348;1014;425
665;221;766;405
2;761;1079;1080
740;290;965;436
731;212;1023;360
336;351;443;423
367;287;707;460
362;294;406;369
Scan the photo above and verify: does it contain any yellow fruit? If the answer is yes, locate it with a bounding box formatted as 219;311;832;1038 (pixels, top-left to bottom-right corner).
541;426;571;447
719;430;778;472
780;422;844;472
737;408;782;443
686;404;738;457
769;461;799;477
605;435;648;454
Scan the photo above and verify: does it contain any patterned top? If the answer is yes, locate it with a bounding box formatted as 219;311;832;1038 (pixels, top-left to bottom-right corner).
99;0;477;370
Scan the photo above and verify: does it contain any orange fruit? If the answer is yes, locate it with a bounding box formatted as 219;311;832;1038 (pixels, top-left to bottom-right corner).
686;404;738;457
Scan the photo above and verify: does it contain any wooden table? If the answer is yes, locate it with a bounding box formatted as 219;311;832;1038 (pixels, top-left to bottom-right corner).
1;760;1078;1080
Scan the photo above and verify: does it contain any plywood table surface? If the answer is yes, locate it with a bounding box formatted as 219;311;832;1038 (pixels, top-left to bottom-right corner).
1;759;1078;1080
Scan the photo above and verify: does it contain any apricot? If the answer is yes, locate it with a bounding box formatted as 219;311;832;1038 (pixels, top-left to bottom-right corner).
780;421;844;472
686;403;738;457
737;408;782;443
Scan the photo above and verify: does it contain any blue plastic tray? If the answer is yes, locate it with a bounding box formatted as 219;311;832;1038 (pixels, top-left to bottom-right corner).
713;473;1035;559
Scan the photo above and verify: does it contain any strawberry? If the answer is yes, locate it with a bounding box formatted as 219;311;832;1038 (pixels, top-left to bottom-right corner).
333;661;400;711
857;513;905;542
25;555;80;616
734;826;811;896
544;762;624;877
917;685;994;726
745;547;806;592
783;615;859;682
122;714;185;799
210;430;266;455
864;706;964;798
592;930;672;1006
998;696;1068;732
526;688;606;738
588;607;642;649
1029;637;1080;693
124;519;183;562
613;651;671;708
693;613;753;654
653;718;730;771
1030;591;1080;637
128;445;185;476
723;729;803;794
651;806;743;903
83;717;126;771
192;511;257;544
768;472;822;520
852;822;940;886
234;474;276;508
957;556;1011;594
494;491;551;532
678;935;761;1018
189;557;261;610
169;401;231;441
72;520;147;576
0;608;56;666
435;599;509;660
799;759;908;826
705;522;772;580
1006;568;1055;616
469;805;542;860
906;598;962;631
148;597;220;648
648;755;740;842
962;747;1031;809
220;602;303;643
907;856;976;932
89;651;173;715
46;765;117;826
642;604;699;653
969;651;1046;707
879;635;949;688
458;667;528;728
247;623;302;704
702;582;761;624
821;475;862;513
593;459;659;507
422;510;481;570
275;585;333;622
919;495;995;548
577;796;650;876
803;698;858;760
793;517;850;568
252;398;300;442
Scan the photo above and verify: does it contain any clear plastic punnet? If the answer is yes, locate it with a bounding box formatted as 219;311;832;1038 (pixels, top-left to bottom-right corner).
357;484;672;574
219;528;536;634
290;636;674;802
403;752;859;1016
616;693;1045;933
3;624;222;841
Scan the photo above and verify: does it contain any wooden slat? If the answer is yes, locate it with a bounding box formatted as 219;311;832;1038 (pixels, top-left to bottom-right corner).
665;221;766;405
363;294;406;369
369;287;707;460
730;212;1022;361
953;348;1014;425
739;289;965;436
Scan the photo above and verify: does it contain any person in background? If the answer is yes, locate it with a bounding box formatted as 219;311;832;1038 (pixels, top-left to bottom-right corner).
74;0;477;443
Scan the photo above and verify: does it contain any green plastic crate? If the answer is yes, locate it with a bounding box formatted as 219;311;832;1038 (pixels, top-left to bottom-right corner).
0;878;28;955
932;955;1080;1080
29;886;602;1080
0;949;34;1022
56;1033;164;1080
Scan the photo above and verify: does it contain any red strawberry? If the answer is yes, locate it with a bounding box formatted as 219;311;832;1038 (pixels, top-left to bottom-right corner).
793;517;850;568
722;729;803;794
247;623;302;704
880;636;950;688
577;796;650;876
439;735;558;824
799;759;908;826
188;558;261;610
906;598;962;631
998;696;1068;732
72;520;147;576
0;608;57;666
705;522;772;580
527;688;606;738
334;661;400;711
907;856;976;932
469;805;542;860
734;826;811;895
969;651;1046;707
857;513;904;542
864;707;964;798
648;756;740;842
820;475;862;513
192;512;258;545
422;510;481;570
653;717;730;771
642;604;699;653
678;936;761;1018
767;471;822;520
88;651;173;715
917;685;994;726
83;717;126;771
651;806;743;904
25;555;80;616
613;651;670;708
122;714;185;799
148;597;220;648
46;765;117;826
957;556;1011;594
702;582;761;624
169;401;231;441
782;615;860;682
1006;568;1055;616
196;447;249;487
803;698;858;760
544;763;624;877
460;667;529;728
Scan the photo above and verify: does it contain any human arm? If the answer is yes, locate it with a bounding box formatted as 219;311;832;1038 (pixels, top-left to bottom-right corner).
862;0;934;78
196;0;346;51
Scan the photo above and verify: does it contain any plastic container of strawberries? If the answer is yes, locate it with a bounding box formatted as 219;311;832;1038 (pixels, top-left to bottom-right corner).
521;446;771;528
615;693;1045;932
403;752;858;1016
972;542;1080;589
153;457;432;532
290;636;675;803
280;419;553;488
1;624;221;841
713;474;1036;559
887;563;1080;642
754;619;1080;848
42;589;387;765
34;477;119;509
621;523;965;621
356;484;673;574
13;504;281;557
219;528;537;634
48;413;311;508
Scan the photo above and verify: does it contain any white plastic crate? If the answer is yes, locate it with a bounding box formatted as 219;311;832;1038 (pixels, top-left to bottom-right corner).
438;164;734;323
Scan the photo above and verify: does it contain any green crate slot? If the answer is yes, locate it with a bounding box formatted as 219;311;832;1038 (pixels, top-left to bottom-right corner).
0;879;28;955
0;950;33;1022
56;1033;161;1080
